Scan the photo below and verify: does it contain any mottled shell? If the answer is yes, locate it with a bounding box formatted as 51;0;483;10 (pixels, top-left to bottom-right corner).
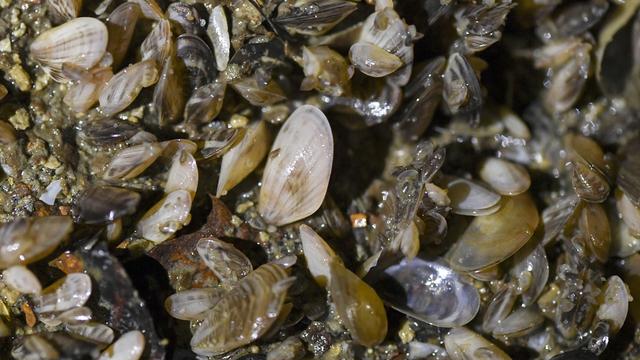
102;142;163;180
99;60;159;116
47;0;83;23
30;18;108;83
329;260;387;347
196;238;252;285
447;193;539;271
190;263;294;356
75;186;141;224
258;105;334;226
217;121;270;197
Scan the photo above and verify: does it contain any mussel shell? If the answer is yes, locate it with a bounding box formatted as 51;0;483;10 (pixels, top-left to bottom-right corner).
30;17;108;83
379;258;480;327
80;118;141;147
106;3;141;69
190;263;293;356
167;2;202;35
74;185;141;224
176;34;216;90
446;193;539;272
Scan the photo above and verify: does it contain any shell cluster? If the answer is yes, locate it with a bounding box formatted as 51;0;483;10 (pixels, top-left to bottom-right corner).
0;0;640;359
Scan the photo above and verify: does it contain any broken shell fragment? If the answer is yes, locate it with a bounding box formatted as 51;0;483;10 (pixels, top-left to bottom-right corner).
258;105;333;226
446;193;539;272
30;17;108;83
329;259;387;347
190;263;294;356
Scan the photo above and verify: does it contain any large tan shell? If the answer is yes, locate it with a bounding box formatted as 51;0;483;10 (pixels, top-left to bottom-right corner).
30;18;108;83
258;105;333;226
190;263;294;356
446;193;539;272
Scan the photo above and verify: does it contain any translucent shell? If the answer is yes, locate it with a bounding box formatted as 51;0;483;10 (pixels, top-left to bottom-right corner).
446;193;539;272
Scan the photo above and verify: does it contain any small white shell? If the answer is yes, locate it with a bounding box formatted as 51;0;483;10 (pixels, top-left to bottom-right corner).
349;42;403;78
217;121;270;197
33;273;92;313
66;322;115;344
299;224;338;287
2;265;42;295
103;142;163;180
444;327;511;360
30;17;108;83
98;330;145;360
596;275;630;332
617;190;640;236
207;5;230;71
165;288;224;320
479;157;531;196
447;178;501;216
258;105;333;226
137;189;192;243
99;60;159;116
165;149;198;196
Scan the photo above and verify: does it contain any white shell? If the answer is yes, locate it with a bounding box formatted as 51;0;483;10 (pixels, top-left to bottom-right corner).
447;178;501;216
207;5;230;71
2;265;42;295
596;275;630;332
444;327;511;360
479;157;531;196
98;330;145;360
103;142;163;180
137;189;192;243
217;121;270;197
165;149;198;196
30;18;108;82
611;214;640;257
99;60;159;116
66;322;115;344
165;288;224;320
196;238;253;285
349;42;402;78
258;105;333;226
33;273;92;313
299;224;337;287
617;190;640;236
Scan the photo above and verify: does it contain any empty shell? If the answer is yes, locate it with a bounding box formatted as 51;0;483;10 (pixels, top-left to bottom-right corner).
258;105;334;226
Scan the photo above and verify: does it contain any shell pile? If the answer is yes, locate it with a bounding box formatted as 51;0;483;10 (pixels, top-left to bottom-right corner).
1;0;640;358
